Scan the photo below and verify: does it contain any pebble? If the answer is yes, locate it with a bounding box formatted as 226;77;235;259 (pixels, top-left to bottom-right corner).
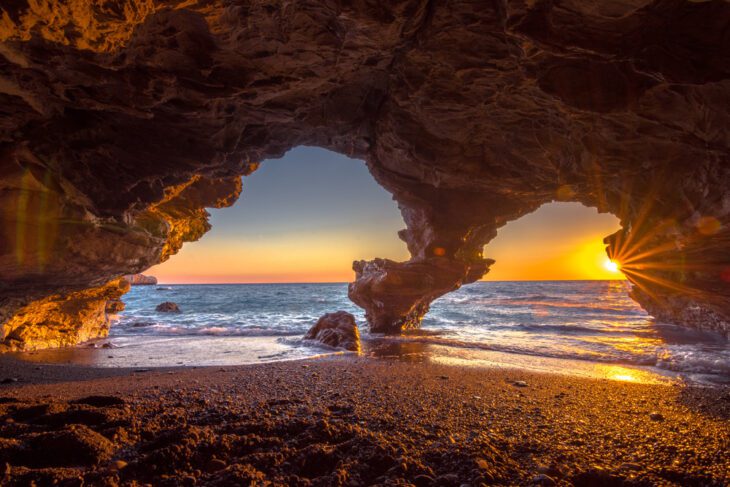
513;381;528;387
1;378;18;384
532;473;556;485
413;474;435;486
206;458;227;472
437;473;459;484
649;412;664;421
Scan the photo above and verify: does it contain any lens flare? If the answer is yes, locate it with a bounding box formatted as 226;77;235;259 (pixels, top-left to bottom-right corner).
604;259;620;273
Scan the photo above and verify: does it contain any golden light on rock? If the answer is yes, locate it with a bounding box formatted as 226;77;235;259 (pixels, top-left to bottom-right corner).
555;184;576;201
696;216;721;236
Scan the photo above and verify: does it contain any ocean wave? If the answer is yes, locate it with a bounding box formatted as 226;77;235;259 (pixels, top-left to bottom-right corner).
655;348;730;376
113;324;304;338
115;282;729;381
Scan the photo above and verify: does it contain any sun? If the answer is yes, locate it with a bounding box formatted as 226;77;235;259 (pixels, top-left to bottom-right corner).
603;259;620;273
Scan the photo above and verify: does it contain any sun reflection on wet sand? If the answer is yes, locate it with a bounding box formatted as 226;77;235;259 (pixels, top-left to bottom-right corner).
418;344;678;385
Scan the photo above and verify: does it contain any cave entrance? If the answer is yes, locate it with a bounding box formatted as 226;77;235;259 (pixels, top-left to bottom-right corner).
102;147;409;366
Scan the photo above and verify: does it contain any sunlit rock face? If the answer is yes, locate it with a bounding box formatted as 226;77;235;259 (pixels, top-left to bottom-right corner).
0;278;129;351
0;0;729;345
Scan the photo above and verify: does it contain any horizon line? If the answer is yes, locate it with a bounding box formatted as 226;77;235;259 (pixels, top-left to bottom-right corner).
151;278;629;285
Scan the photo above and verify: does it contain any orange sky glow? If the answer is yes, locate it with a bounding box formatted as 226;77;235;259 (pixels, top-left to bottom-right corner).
147;203;626;284
146;148;626;284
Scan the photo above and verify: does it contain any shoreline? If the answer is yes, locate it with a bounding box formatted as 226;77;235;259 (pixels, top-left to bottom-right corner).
7;332;721;387
0;354;728;485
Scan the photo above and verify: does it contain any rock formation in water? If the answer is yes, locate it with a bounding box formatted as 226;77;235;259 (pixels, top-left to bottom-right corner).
123;274;158;286
0;0;729;347
155;302;180;313
305;311;361;352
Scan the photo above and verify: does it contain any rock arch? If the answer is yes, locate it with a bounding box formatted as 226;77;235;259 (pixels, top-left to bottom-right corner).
1;0;729;349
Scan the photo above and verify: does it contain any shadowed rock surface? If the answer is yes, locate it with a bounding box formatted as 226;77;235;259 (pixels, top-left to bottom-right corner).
305;311;361;352
0;0;729;345
104;299;125;314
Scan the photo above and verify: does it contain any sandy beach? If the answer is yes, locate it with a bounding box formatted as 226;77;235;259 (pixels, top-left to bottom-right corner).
0;356;727;486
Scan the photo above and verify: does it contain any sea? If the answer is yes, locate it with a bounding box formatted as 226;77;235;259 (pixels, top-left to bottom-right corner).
22;281;730;385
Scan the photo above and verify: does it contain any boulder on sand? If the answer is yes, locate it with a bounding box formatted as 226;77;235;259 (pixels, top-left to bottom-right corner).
305;311;361;352
156;302;180;313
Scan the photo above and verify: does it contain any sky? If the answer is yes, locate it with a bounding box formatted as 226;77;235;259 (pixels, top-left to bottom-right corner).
147;146;625;283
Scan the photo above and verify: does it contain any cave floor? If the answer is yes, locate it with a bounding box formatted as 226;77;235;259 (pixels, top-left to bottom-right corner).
0;356;728;486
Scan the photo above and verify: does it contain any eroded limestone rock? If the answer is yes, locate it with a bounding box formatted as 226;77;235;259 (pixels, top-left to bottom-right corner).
104;299;125;314
0;0;729;345
305;311;361;352
0;278;130;351
124;274;157;286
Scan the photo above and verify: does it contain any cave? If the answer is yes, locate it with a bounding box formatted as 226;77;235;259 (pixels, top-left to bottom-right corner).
2;0;730;352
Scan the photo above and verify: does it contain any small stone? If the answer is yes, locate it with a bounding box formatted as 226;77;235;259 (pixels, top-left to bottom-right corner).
1;378;18;384
436;473;459;484
532;473;556;486
413;474;436;486
114;460;128;470
513;380;528;387
206;458;227;472
475;458;490;470
437;375;449;380
649;412;664;421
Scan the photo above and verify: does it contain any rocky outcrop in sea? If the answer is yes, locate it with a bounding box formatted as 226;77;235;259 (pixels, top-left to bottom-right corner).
123;274;158;286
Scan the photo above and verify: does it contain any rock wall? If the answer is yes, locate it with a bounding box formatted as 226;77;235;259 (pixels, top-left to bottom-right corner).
0;0;729;345
0;278;129;351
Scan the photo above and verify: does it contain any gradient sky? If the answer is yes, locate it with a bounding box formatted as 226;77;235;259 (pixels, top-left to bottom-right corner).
147;146;624;283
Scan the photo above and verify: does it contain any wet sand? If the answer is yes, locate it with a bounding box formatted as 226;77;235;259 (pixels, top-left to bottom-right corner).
0;355;728;486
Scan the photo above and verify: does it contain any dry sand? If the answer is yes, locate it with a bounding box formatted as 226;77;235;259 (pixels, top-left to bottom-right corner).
0;355;728;486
